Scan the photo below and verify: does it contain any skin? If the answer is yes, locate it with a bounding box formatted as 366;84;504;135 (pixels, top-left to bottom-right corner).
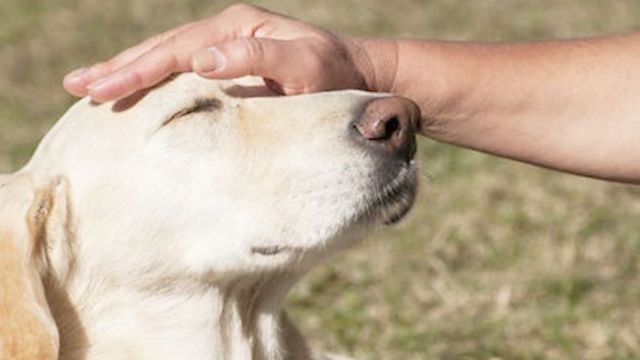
64;3;640;184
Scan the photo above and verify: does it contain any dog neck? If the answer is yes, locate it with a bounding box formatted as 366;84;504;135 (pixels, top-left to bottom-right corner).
46;269;312;360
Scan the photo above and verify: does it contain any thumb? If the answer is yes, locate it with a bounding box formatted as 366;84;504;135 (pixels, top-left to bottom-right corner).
191;38;305;88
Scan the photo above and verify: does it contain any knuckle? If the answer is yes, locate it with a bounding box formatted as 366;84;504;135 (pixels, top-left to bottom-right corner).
306;54;326;76
164;34;179;49
129;70;145;88
241;38;265;64
142;33;171;52
159;36;185;69
92;61;112;73
149;33;166;44
155;26;186;45
166;52;180;72
224;3;261;16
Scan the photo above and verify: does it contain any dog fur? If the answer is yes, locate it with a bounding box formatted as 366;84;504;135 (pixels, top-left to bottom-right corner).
0;74;417;359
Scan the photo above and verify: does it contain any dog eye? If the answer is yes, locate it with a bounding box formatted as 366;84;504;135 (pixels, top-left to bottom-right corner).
162;97;222;126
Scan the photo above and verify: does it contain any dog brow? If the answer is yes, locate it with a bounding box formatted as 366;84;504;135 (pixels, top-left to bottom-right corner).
192;98;223;112
162;97;223;126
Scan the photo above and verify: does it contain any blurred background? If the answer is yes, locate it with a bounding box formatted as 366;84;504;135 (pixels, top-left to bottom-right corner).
2;1;640;359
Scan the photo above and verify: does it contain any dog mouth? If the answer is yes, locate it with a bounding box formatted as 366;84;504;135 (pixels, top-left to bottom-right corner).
251;245;290;256
369;164;417;225
250;163;417;258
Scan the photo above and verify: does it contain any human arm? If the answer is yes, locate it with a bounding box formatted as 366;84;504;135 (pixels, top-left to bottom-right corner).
364;34;640;183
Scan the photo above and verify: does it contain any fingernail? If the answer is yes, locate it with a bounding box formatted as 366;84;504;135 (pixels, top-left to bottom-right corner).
64;67;90;84
192;47;226;73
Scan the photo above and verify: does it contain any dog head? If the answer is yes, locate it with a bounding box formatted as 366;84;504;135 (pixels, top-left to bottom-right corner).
0;74;419;355
23;74;420;278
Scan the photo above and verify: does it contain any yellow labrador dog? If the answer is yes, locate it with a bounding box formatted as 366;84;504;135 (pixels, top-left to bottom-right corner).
0;74;419;360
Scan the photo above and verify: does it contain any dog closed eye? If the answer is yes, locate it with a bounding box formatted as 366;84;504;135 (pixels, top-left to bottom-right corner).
162;97;222;126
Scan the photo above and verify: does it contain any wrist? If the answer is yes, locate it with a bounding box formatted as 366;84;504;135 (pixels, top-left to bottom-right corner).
393;40;474;136
348;37;399;93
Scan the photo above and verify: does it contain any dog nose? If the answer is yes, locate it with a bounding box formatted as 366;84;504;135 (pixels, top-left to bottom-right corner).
353;96;421;161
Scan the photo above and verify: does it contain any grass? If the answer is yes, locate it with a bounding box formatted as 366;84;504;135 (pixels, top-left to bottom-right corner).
2;1;640;359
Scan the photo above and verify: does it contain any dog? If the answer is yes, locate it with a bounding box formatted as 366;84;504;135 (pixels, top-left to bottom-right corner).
0;74;420;359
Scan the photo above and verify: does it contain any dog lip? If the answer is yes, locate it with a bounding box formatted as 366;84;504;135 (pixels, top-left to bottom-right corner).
380;192;415;225
371;165;417;225
251;245;290;256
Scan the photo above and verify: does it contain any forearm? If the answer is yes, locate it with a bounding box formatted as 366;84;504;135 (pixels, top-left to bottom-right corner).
362;34;640;183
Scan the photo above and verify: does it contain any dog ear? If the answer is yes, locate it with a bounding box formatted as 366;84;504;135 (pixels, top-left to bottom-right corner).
0;174;67;359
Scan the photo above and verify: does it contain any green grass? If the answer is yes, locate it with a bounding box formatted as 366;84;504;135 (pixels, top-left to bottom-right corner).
2;1;640;359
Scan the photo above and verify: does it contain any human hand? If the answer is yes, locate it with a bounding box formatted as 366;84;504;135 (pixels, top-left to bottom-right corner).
63;4;393;102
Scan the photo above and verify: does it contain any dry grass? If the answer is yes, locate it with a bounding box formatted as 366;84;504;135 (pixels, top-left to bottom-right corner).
2;1;640;359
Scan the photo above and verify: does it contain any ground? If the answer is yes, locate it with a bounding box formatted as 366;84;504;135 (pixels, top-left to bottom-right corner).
2;1;640;359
